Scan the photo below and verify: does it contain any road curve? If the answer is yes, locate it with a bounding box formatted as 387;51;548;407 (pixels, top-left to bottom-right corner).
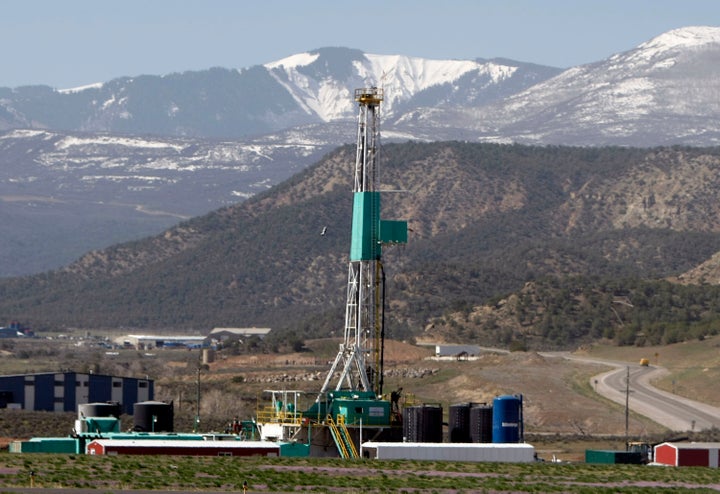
544;353;720;432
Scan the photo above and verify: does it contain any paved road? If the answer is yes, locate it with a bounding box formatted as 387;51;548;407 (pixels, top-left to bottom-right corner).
544;353;720;432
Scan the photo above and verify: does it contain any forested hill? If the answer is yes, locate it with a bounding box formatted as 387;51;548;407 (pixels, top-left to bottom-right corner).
3;142;720;350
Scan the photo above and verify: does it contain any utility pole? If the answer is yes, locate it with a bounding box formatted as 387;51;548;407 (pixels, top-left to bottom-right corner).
194;366;201;433
625;366;630;449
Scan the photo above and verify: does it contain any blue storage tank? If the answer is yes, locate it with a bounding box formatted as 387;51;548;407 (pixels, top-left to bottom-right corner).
492;394;523;443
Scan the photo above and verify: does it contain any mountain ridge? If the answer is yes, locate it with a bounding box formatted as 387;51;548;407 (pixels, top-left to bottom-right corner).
1;25;720;279
0;47;560;138
0;26;718;147
447;26;720;146
3;142;720;353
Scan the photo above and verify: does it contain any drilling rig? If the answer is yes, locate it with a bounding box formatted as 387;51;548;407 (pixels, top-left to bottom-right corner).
256;88;407;455
319;86;407;400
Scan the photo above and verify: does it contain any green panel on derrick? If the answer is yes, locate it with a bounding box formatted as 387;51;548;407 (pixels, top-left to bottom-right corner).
350;192;380;261
380;220;408;244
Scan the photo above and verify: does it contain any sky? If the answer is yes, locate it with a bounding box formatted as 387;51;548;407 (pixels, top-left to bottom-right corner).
2;0;719;89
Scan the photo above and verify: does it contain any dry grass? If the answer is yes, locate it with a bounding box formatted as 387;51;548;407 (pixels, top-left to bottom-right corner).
583;334;720;406
3;453;720;492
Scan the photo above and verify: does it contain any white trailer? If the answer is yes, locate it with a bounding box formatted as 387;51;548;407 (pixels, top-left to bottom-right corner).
361;441;535;462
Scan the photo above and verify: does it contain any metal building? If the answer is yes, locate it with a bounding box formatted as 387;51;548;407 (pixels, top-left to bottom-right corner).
0;372;153;414
654;442;720;467
86;439;280;456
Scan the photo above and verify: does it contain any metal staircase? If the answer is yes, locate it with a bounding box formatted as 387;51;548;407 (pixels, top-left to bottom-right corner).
327;415;359;459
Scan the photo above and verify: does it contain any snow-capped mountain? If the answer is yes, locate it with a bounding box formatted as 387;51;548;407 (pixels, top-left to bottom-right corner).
2;28;720;146
435;26;720;146
0;48;560;138
264;47;531;121
2;27;720;276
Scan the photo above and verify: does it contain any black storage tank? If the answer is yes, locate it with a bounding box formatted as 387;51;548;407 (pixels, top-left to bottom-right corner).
78;402;122;419
403;404;443;443
133;401;174;432
469;403;493;443
449;403;471;443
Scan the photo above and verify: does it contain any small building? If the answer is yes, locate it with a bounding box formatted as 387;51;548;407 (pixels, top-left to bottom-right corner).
654;442;720;467
116;334;207;349
86;439;280;456
0;321;33;338
208;327;271;342
434;345;482;358
0;327;19;338
0;372;153;414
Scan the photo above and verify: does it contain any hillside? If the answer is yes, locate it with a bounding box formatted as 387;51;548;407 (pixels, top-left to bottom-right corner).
0;128;333;276
2;142;720;351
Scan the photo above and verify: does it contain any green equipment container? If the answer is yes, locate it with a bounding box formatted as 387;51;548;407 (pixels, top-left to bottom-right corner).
335;398;391;426
84;417;120;433
279;441;311;457
585;449;643;464
15;437;81;454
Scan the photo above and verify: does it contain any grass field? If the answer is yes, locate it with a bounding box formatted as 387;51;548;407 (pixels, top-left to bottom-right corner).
1;452;720;492
2;333;720;491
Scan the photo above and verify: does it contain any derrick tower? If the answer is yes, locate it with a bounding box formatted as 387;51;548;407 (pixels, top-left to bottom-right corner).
318;87;407;399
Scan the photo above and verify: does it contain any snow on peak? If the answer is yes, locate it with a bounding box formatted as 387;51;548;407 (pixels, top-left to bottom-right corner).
605;26;720;72
635;26;720;59
57;82;104;94
264;52;320;70
361;53;506;93
357;54;517;116
642;26;720;50
264;49;517;122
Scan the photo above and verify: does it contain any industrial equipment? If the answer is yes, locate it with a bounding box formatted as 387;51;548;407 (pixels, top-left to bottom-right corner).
318;87;407;399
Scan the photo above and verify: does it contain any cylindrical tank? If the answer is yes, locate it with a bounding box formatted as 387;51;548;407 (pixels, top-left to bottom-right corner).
133;401;174;432
449;403;471;443
403;404;443;443
469;403;493;443
78;402;122;419
492;395;523;443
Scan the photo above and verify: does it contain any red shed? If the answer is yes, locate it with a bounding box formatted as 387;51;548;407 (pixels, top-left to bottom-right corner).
654;442;720;467
87;439;280;457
